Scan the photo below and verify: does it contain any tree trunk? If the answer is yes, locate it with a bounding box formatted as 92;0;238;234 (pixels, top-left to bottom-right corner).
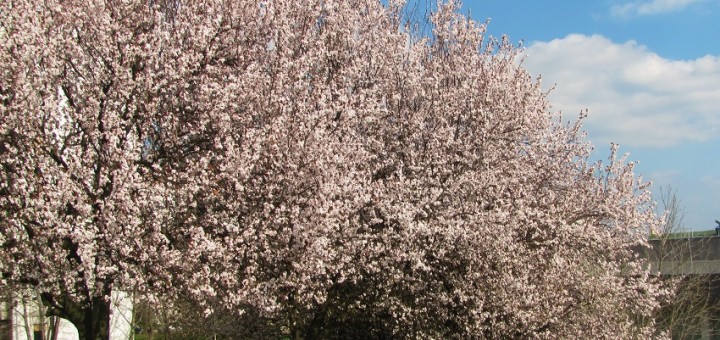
21;299;32;340
41;293;111;340
49;316;60;340
73;296;111;340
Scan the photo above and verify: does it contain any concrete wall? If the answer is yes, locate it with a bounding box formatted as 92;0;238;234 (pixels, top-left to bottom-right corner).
644;237;720;275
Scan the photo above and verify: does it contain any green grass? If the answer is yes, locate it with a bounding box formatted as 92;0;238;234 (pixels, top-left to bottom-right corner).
650;229;718;239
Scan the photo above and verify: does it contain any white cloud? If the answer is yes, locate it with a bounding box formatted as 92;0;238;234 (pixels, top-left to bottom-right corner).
611;0;703;17
523;34;720;148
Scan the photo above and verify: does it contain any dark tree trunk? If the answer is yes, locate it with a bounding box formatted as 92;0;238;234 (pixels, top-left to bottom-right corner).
41;293;111;340
75;296;111;340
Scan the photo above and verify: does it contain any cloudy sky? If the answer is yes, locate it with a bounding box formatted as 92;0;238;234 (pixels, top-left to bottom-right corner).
456;0;720;230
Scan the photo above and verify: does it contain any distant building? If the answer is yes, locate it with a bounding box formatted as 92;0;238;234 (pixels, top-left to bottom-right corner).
645;235;720;275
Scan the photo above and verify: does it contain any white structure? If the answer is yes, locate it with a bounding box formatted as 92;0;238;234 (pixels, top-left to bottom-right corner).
3;291;134;340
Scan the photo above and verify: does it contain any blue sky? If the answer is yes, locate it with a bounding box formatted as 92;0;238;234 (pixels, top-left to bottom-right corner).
454;0;720;230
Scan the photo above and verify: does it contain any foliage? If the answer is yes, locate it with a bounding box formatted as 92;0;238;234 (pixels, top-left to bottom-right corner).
651;187;720;338
656;275;720;339
1;0;666;338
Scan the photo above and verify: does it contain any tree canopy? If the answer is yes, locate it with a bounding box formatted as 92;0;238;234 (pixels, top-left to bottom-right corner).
1;0;666;338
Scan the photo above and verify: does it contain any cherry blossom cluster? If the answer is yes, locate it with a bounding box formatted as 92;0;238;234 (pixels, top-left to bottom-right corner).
0;0;667;338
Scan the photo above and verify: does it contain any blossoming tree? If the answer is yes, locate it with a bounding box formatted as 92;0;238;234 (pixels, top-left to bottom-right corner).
1;0;666;338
